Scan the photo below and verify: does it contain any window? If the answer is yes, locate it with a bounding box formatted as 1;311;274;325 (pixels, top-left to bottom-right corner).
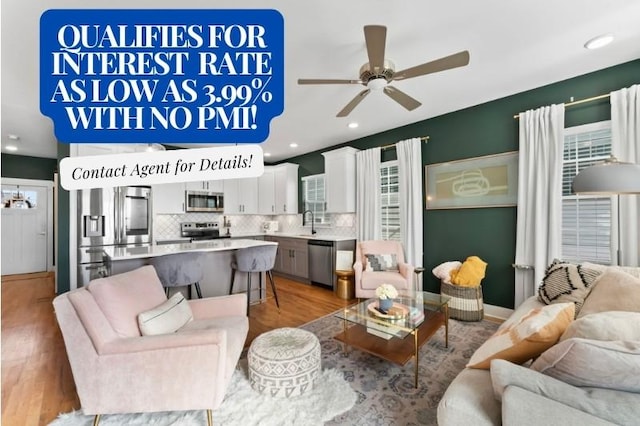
302;174;329;225
380;161;400;240
562;121;613;264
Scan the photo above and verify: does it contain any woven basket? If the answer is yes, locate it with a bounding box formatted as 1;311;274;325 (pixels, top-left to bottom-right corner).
440;281;484;321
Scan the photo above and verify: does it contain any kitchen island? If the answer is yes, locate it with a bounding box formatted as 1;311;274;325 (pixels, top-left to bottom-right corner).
103;239;278;302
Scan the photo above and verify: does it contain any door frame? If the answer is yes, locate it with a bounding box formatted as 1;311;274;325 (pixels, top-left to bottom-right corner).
1;178;55;272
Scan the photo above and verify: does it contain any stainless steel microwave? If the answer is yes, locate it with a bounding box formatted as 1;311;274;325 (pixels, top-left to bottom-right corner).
185;190;224;212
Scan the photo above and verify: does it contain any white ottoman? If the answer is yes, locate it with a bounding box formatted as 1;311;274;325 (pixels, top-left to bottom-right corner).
248;327;321;398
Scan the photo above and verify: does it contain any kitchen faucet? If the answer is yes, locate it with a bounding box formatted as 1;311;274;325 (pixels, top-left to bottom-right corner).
302;210;317;235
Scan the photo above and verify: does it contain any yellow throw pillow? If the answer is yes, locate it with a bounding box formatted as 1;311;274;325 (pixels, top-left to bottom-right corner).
467;302;574;369
450;256;487;287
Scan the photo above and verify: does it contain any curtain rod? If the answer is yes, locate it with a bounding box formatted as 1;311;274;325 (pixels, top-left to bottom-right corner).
380;135;429;150
512;93;610;119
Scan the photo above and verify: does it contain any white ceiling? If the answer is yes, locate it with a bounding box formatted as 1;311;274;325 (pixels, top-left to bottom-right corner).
2;0;640;161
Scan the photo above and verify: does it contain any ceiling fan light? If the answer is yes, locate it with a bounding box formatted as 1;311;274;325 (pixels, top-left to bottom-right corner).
367;78;387;91
145;143;166;152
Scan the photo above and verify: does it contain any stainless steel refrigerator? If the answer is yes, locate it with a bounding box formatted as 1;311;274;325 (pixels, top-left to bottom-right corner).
77;186;152;286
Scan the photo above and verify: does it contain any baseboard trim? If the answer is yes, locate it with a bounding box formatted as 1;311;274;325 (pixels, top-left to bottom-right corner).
483;304;514;322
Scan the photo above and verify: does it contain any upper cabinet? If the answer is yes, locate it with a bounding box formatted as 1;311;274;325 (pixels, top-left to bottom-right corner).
223;177;258;214
258;163;299;215
274;163;299;214
185;180;224;192
321;147;359;213
152;182;185;214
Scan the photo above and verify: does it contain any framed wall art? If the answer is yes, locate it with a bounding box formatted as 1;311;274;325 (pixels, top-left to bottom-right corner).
425;151;518;209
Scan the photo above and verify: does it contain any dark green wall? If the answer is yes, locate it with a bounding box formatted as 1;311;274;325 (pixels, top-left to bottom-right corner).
1;154;57;181
283;59;640;309
57;144;71;293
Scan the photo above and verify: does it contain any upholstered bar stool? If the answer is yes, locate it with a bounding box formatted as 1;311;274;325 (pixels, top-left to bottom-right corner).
229;244;280;312
150;252;204;299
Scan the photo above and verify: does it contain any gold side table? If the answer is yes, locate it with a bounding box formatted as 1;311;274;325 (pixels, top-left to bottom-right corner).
335;270;355;300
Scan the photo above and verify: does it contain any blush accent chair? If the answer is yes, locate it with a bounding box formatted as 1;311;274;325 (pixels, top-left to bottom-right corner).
354;240;416;298
53;265;248;425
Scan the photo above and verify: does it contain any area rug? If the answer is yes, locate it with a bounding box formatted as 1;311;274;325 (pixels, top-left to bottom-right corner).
49;366;356;425
50;312;498;426
301;313;500;426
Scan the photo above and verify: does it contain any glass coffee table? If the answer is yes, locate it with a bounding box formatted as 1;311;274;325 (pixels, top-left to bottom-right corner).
334;292;450;388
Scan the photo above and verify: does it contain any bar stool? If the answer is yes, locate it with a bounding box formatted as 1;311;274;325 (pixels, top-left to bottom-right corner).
150;252;204;299
229;245;279;312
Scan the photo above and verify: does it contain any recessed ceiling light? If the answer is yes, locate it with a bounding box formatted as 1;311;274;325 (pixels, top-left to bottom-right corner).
348;122;359;129
289;143;298;148
5;145;18;151
264;152;272;157
584;34;614;50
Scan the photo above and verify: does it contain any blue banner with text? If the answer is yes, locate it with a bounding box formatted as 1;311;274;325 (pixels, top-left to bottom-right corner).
40;9;284;144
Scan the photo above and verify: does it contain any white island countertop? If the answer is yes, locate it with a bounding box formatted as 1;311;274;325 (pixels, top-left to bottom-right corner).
230;232;356;242
104;239;277;261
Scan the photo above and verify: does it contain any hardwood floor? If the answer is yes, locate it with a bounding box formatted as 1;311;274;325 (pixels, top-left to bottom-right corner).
1;272;355;426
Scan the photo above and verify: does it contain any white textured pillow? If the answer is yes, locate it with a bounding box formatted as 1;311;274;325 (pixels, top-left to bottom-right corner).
561;311;640;342
577;269;640;318
431;261;462;283
531;338;640;393
138;292;193;336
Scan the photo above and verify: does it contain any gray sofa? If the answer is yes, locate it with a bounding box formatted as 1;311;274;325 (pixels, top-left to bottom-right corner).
437;264;640;426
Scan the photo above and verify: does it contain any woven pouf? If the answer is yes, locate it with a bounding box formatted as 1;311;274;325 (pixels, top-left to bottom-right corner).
248;327;321;398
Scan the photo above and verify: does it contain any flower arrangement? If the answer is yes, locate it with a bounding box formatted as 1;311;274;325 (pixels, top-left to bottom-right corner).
375;283;398;300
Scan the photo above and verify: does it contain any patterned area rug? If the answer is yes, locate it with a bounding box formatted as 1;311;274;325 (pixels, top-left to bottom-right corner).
301;313;499;426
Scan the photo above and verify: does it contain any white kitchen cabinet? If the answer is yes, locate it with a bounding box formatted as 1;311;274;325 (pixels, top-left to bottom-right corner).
185;180;224;192
152;182;185;214
223;177;258;214
321;147;359;213
274;163;299;214
258;169;276;214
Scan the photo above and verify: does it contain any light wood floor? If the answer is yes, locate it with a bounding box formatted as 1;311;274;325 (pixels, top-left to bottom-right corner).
1;272;355;426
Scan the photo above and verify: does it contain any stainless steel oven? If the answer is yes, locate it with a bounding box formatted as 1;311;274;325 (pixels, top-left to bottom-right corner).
185;190;224;212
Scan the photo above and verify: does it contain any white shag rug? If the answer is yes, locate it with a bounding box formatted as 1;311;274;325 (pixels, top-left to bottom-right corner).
49;367;356;426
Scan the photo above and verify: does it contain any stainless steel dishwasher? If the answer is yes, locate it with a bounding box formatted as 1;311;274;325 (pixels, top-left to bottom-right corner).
307;239;334;289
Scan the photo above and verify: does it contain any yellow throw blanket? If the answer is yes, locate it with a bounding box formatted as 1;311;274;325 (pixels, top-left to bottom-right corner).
450;256;487;287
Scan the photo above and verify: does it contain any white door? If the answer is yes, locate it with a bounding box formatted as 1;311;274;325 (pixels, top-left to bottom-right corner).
1;185;49;274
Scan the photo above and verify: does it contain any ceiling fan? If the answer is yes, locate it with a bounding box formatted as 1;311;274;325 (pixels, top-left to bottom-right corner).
297;25;470;117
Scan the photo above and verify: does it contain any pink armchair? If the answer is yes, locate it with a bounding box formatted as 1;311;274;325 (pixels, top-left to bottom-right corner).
354;240;416;298
53;265;248;425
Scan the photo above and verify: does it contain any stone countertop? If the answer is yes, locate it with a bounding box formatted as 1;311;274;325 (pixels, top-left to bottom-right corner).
230;231;356;242
104;239;277;261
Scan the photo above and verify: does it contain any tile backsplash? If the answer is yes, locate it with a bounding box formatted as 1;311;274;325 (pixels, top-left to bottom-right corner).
154;212;357;240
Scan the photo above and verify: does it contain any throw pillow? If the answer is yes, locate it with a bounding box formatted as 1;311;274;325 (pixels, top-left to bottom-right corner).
467;302;574;369
531;338;640;393
561;311;640;342
577;269;640;318
138;292;194;336
431;261;462;284
582;261;640;279
537;259;601;315
364;254;398;271
450;256;487;287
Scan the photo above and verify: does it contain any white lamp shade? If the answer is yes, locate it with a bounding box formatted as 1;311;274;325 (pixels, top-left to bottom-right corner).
572;160;640;194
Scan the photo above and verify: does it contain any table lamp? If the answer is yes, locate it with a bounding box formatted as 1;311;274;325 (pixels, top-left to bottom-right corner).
572;156;640;264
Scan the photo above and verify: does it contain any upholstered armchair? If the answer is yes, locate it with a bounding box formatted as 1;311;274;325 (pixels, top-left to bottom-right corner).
354;240;416;298
53;265;248;425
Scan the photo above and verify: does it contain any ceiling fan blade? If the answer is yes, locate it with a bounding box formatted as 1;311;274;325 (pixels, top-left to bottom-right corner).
364;25;387;71
383;86;422;111
393;50;470;81
337;89;370;117
298;78;361;85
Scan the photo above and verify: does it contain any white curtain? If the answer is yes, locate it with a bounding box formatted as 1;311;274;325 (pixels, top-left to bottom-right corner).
611;84;640;266
396;138;423;268
356;147;381;241
515;104;565;306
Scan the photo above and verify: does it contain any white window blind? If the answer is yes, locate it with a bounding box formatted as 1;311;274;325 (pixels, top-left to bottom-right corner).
380;161;400;241
562;121;612;264
302;174;329;225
